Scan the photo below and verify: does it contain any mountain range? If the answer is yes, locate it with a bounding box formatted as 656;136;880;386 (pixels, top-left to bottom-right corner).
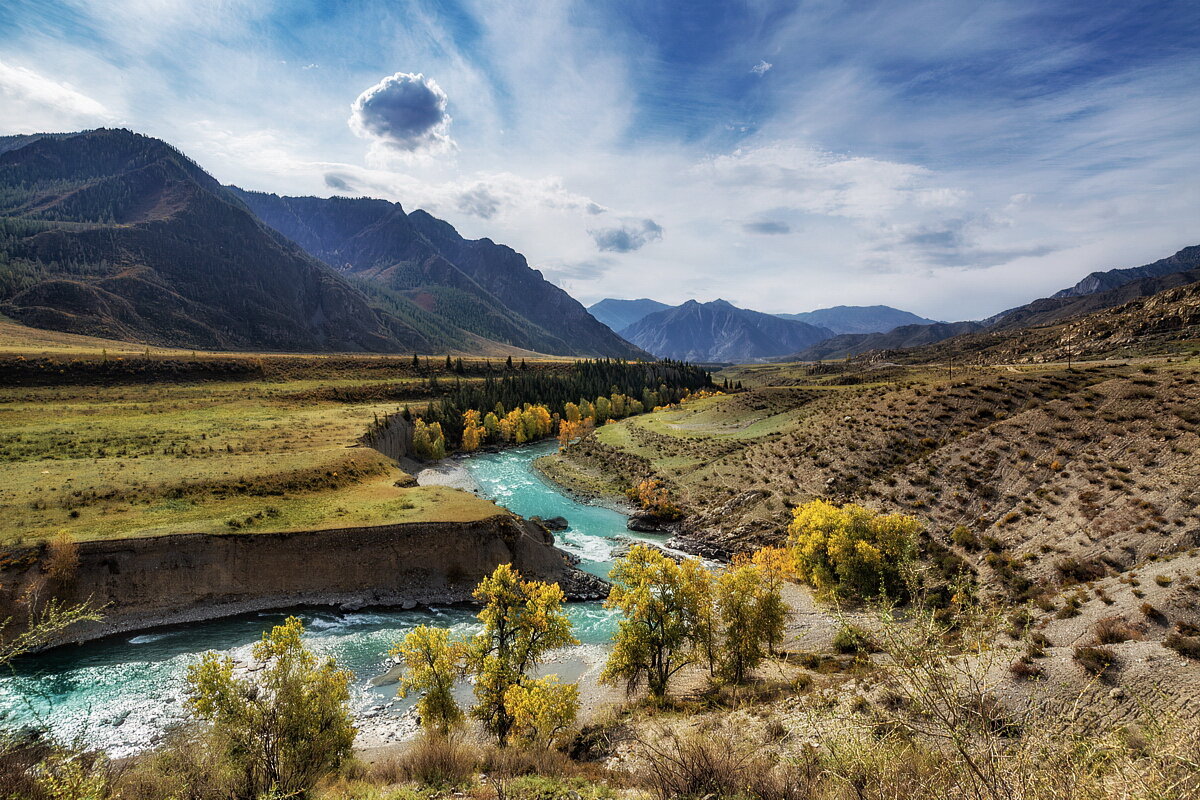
788;245;1200;360
0;128;643;358
588;299;935;361
618;299;832;362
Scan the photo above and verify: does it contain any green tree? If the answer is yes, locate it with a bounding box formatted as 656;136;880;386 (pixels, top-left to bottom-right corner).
601;544;710;701
715;555;787;684
187;616;355;799
391;625;467;735
468;564;578;745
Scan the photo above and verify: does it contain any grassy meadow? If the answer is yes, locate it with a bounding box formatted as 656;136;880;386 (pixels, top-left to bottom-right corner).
0;321;575;544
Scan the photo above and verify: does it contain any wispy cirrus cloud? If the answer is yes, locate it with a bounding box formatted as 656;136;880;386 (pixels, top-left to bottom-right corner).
2;0;1196;320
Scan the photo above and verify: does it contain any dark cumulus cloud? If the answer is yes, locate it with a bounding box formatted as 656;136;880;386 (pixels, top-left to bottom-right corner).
589;218;663;253
743;220;790;235
349;72;453;153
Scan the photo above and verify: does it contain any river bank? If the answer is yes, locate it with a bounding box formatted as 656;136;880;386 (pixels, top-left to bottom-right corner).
0;514;603;648
0;443;640;756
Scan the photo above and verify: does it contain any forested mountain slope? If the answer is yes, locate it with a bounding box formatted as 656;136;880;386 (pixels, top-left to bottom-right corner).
234;190;646;359
0;129;426;352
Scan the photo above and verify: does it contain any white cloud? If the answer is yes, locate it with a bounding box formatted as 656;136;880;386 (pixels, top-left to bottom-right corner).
751;60;772;75
0;60;114;131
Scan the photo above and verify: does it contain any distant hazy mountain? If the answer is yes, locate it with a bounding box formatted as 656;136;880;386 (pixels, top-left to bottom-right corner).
776;305;937;335
621;299;832;362
587;298;673;333
0;129;416;352
788;244;1200;361
235;190;645;358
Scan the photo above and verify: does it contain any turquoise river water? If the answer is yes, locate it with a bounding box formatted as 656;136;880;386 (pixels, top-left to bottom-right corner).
0;441;646;755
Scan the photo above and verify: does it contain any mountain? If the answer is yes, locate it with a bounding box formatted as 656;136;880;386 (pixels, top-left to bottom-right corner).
0;129;418;352
896;274;1200;365
620;299;832;362
787;244;1200;361
775;305;937;335
790;321;986;361
0;128;645;358
587;298;673;332
1049;245;1200;299
233;190;645;359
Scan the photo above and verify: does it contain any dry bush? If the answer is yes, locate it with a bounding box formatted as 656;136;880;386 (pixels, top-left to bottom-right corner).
111;724;239;800
632;723;776;800
1010;658;1043;680
1073;645;1117;675
0;733;55;800
44;532;80;584
1094;616;1144;644
394;733;477;788
1163;632;1200;660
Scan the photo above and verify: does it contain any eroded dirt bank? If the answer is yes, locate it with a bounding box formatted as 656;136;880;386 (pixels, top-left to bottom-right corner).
0;514;606;645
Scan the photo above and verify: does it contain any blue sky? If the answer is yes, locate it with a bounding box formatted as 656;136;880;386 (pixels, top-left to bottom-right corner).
1;0;1197;319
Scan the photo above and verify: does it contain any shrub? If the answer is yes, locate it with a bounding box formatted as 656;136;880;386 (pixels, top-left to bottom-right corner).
1163;633;1200;661
1009;658;1043;680
186;616;355;799
787;500;920;600
395;733;477;788
1073;645;1117;675
1094;617;1143;644
951;525;980;550
1055;557;1106;585
832;624;876;655
43;533;79;584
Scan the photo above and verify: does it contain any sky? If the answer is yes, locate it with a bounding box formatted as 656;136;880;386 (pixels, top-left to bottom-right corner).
1;0;1198;320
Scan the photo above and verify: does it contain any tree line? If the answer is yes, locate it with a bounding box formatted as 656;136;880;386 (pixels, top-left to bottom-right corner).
366;358;716;458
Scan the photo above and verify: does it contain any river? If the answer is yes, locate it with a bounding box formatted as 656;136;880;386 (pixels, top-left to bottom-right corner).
0;441;640;756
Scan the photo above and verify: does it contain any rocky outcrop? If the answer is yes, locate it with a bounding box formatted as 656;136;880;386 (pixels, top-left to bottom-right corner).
0;514;606;646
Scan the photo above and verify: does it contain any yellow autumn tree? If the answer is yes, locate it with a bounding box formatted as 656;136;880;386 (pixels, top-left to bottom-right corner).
503;675;580;748
787;500;919;600
601;544;711;701
461;409;485;452
390;625;467;735
468;564;578;745
187;617;355;798
625;478;683;521
716;555;788;684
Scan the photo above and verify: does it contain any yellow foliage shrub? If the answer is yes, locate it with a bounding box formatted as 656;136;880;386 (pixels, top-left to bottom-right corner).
787;500;919;600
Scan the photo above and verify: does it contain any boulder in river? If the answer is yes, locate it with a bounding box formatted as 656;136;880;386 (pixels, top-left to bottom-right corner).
627;512;668;532
534;515;570;531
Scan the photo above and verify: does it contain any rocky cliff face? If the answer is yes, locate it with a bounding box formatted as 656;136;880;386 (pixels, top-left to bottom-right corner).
0;514;606;646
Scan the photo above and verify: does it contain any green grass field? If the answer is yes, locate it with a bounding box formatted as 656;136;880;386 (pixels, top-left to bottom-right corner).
0;340;511;543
